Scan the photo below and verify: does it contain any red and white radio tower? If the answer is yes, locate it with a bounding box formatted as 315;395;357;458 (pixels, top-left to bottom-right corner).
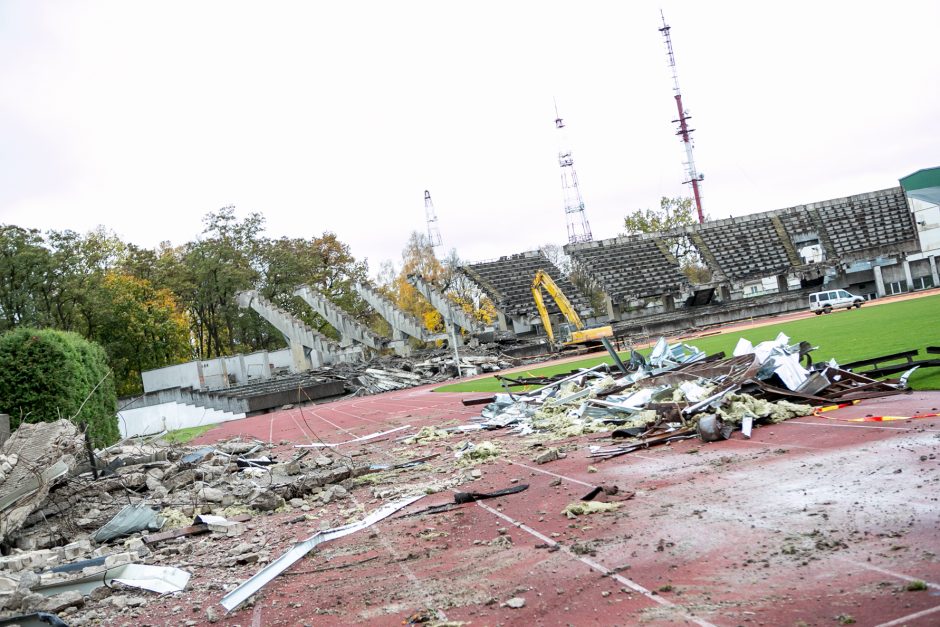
659;12;705;224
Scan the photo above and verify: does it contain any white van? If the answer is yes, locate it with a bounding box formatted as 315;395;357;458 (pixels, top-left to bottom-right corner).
808;289;864;315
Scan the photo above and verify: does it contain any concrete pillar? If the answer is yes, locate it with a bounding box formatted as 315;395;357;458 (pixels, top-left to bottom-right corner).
406;275;482;335
289;340;308;372
220;358;229;389
873;265;886;298
389;340;411;357
776;274;789;294
262;351;271;379
662;294;675;312
604;294;616;321
450;323;465;348
929;255;940;288
719;284;732;301
196;361;205;389
902;260;914;292
496;311;508;333
238;355;247;384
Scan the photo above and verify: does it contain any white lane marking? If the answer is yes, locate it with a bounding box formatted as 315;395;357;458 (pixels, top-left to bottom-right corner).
788;420;940;433
624;452;679;462
730;439;819;451
344;400;478;418
875;603;940;627
316;404;386;425
838;558;940;590
506;460;594;488
285;410;315;445
474;501;717;627
302;408;358;438
347;493;446;621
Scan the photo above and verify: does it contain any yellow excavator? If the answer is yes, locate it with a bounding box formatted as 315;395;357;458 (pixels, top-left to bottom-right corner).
531;269;613;349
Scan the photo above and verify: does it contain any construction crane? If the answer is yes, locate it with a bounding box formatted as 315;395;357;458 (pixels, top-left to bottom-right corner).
531;270;613;349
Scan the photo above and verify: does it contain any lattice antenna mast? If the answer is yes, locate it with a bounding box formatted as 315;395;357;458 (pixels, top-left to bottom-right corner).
659;12;705;224
554;100;593;243
424;190;443;251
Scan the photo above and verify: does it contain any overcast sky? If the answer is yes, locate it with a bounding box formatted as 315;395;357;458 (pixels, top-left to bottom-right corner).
1;1;938;276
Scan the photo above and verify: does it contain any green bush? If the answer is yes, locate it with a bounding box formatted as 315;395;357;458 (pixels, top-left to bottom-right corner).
0;328;119;447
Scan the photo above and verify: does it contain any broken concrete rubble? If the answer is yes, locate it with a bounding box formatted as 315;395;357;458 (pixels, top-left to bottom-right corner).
328;351;513;396
463;335;908;458
0;419;416;622
0;330;929;624
533;447;561;464
0;420;83;545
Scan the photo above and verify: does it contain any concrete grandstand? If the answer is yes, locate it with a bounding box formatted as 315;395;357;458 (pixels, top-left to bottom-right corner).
458;173;937;340
137;168;940;408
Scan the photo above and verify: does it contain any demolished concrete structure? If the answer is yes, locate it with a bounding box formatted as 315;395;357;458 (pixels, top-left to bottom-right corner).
236;290;361;369
352;282;449;353
120;350;512;437
0;421;82;546
0;328;937;624
0;424;404;619
405;273;491;340
293;285;389;354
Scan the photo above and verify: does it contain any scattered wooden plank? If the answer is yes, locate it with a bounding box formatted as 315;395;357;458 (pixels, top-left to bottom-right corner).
143;514;251;545
461;396;496;406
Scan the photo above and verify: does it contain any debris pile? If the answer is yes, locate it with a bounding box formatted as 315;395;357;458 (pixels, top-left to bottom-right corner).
0;421;435;623
0;421;83;545
461;333;912;459
323;351;512;396
0;332;924;624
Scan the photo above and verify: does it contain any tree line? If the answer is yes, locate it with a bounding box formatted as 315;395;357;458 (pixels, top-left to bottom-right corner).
0;208;498;397
0;197;690;396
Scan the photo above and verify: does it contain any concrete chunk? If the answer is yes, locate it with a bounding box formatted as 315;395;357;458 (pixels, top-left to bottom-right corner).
197;487;225;503
534;448;561;464
42;590;84;613
104;552;133;569
0;420;81;545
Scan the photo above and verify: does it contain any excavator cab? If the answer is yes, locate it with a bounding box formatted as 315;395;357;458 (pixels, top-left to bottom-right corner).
556;322;575;345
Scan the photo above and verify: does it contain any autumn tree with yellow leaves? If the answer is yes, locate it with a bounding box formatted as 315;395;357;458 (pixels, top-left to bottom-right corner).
379;232;496;341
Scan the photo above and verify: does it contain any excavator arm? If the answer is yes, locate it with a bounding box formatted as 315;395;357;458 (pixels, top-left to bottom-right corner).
531;269;584;346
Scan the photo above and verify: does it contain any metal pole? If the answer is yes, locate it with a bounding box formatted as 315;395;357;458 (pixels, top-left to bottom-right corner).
450;321;462;377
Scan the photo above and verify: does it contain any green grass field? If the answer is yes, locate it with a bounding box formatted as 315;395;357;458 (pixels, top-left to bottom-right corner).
162;424;214;444
436;294;940;393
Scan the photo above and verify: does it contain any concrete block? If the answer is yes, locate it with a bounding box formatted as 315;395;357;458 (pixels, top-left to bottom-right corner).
123;538;146;553
103;552;133;569
0;555;25;573
62;540;92;560
15;536;39;551
198;487;225;503
208;521;246;537
24;549;56;570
